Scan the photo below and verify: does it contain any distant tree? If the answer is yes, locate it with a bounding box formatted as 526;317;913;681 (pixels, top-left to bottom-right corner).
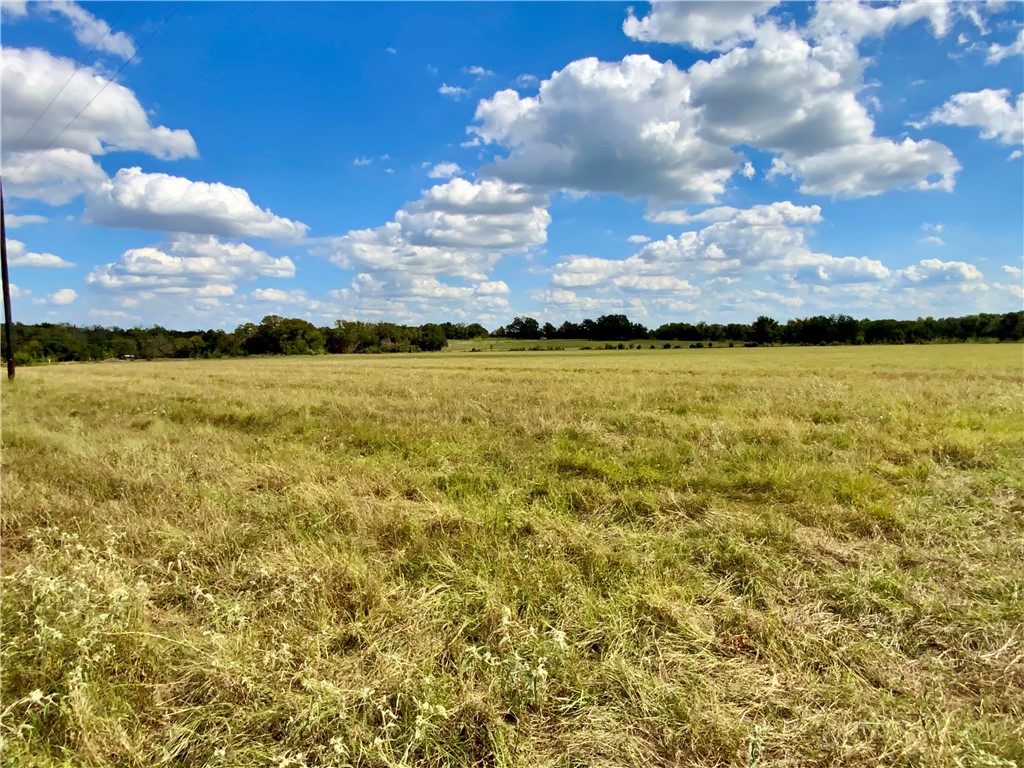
788;316;833;345
214;331;241;357
555;321;581;338
997;311;1024;340
705;323;726;342
833;314;860;345
441;322;480;340
751;316;780;345
233;322;258;354
592;314;632;341
864;318;905;344
141;330;176;359
725;323;749;343
276;318;325;355
112;337;139;359
417;323;448;351
328;320;365;353
505;316;542;339
244;315;324;355
173;335;206;358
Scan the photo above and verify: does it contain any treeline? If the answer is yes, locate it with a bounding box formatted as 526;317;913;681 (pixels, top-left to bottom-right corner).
3;311;1021;364
496;312;1024;345
1;316;483;364
494;314;649;341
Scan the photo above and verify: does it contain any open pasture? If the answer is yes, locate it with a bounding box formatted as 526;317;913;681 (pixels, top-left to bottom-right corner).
1;346;1022;767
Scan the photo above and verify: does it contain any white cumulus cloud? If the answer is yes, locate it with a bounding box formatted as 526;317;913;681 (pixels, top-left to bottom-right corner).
1;47;195;159
439;83;469;100
427;162;462;179
49;288;78;305
85;167;309;239
470;18;960;203
902;258;983;284
986;29;1024;64
251;288;308;303
748;289;805;308
2;147;108;205
87;234;295;299
924;89;1024;146
329;273;512;322
324;177;550;281
321;178;549;320
549;202;892;315
5;213;47;228
623;1;779;51
475;280;510;295
786;138;958;196
1;47;196;202
1;1;28;18
471;55;738;203
7;238;76;268
43;1;136;60
686;26;959;197
807;0;951;44
533;288;607;316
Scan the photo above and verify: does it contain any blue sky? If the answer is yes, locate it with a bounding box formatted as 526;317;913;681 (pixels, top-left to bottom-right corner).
2;0;1022;331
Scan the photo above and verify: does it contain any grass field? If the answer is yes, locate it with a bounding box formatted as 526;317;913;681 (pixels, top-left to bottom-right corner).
2;346;1022;767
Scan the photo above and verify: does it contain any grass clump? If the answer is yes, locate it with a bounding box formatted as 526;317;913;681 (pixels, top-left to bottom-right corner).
2;345;1022;766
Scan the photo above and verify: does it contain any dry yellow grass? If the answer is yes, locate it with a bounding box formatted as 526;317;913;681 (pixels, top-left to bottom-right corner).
2;345;1022;766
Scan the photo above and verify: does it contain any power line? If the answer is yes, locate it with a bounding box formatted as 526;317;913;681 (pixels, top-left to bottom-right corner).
1;5;129;164
1;179;14;379
9;2;183;185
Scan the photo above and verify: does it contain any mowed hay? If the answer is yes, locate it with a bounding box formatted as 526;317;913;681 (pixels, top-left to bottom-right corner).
1;345;1022;767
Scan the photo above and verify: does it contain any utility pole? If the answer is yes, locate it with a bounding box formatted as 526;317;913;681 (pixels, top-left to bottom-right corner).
1;177;14;379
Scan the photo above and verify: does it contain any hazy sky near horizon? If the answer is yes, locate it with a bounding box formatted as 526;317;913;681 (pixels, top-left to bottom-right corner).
2;0;1022;331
